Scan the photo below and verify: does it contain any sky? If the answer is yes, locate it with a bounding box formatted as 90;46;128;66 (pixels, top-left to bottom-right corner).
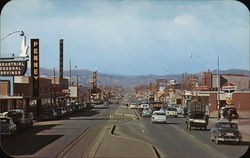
0;0;249;75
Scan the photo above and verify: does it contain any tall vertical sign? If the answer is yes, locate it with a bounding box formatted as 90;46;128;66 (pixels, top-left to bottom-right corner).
31;39;39;97
59;39;63;78
92;71;97;89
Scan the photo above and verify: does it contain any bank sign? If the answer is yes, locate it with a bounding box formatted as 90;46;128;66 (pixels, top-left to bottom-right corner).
0;60;28;76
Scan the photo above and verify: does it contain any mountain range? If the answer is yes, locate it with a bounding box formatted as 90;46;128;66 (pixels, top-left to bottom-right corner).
25;68;250;87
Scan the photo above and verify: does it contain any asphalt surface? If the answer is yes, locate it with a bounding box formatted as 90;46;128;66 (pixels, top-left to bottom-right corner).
1;100;249;158
0;104;119;158
116;114;249;158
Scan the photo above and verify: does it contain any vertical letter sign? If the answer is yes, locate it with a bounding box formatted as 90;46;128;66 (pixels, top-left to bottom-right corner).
31;39;39;97
59;39;63;78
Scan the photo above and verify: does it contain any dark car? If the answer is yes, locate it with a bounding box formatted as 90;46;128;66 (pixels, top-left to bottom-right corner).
221;107;239;120
0;117;17;135
38;109;57;121
7;109;33;128
210;121;241;144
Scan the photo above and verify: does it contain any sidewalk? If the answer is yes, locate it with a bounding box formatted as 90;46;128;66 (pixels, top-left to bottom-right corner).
209;111;250;142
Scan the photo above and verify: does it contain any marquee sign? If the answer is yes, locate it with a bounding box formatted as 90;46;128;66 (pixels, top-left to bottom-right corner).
0;60;27;76
31;39;40;97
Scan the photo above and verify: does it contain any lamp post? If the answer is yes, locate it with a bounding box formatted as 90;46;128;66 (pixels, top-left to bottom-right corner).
0;30;24;41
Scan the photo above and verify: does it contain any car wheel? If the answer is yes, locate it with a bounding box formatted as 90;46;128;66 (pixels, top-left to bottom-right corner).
204;126;207;131
188;123;191;131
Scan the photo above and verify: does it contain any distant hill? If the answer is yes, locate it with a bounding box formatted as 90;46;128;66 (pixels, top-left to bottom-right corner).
25;68;249;87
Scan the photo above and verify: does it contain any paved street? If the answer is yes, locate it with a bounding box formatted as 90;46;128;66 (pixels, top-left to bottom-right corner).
1;105;119;158
115;115;249;158
1;103;249;158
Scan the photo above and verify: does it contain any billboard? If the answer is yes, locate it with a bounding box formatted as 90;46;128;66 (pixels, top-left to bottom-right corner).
31;39;40;97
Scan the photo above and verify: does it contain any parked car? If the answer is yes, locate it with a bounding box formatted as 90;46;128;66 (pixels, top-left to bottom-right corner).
54;107;66;117
38;109;57;121
165;107;178;117
210;121;241;144
142;108;152;117
7;109;33;128
151;110;167;124
0;117;17;135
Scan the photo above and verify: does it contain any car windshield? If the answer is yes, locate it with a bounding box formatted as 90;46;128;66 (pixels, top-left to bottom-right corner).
168;108;177;111
7;111;22;118
155;113;165;115
219;123;237;129
0;118;10;123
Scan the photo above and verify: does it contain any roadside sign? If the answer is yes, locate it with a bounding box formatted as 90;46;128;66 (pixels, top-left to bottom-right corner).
222;83;236;93
0;60;28;76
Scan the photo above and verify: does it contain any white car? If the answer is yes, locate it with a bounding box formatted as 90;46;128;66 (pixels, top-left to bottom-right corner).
151;111;167;124
177;106;185;114
141;104;150;109
129;103;137;109
165;107;178;117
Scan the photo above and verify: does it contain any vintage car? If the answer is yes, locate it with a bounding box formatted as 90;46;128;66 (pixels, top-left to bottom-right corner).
165;107;178;117
38;109;58;121
0;117;17;135
221;107;239;119
142;108;152;117
151;110;167;124
210;121;241;144
7;109;33;128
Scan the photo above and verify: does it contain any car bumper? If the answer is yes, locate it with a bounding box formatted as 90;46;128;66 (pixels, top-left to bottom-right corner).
218;137;241;142
152;119;167;123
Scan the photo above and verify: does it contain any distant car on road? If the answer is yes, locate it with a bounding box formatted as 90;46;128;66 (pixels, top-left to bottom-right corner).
210;121;241;144
129;103;137;109
0;117;17;135
142;108;152;117
151;110;167;124
140;104;150;109
177;106;185;114
165;107;178;117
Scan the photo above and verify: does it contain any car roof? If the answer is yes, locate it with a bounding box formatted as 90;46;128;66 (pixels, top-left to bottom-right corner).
8;109;23;112
153;111;165;114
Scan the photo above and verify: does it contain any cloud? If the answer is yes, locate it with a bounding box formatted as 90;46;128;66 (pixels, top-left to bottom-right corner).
173;13;198;26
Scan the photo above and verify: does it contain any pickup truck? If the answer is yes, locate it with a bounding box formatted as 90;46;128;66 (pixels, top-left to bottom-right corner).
7;109;33;128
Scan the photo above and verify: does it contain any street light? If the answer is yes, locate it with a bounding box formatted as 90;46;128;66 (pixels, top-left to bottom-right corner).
0;30;24;41
0;30;28;59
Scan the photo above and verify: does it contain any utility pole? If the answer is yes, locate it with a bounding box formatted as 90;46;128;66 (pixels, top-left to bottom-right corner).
217;57;220;120
77;74;79;104
53;67;56;107
69;60;71;85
